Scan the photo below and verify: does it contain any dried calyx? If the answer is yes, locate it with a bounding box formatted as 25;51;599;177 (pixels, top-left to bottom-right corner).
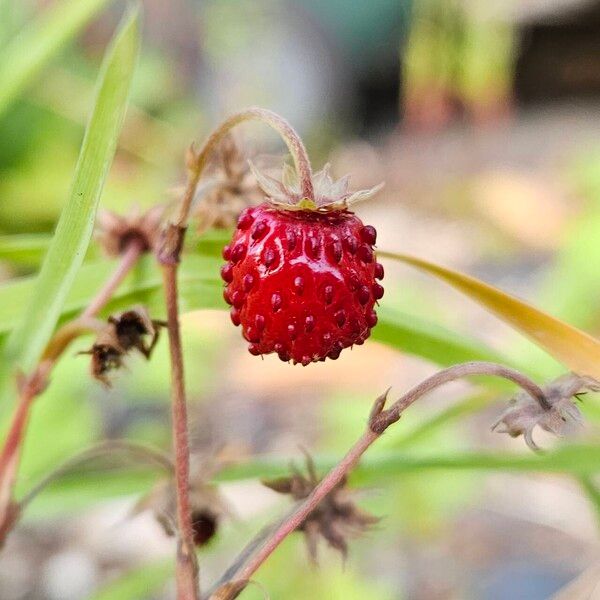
493;373;600;450
96;205;166;256
194;134;264;232
80;307;165;386
250;161;383;212
134;457;228;548
263;454;378;562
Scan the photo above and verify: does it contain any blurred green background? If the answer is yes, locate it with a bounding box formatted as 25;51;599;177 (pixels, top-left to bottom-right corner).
1;0;600;599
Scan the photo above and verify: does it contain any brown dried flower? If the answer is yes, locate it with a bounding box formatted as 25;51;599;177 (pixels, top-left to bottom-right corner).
108;308;165;358
492;373;599;450
80;307;164;385
263;454;379;562
96;204;166;257
134;459;228;548
194;134;264;233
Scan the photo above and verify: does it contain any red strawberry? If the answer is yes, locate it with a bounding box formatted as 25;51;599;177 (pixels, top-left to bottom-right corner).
220;200;384;365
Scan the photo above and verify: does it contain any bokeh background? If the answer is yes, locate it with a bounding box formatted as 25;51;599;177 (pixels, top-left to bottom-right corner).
1;0;600;598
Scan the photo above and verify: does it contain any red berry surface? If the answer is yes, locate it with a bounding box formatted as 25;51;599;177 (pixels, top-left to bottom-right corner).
221;203;384;365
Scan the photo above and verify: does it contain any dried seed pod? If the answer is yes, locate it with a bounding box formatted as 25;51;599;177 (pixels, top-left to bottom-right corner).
96;204;166;256
493;373;600;450
108;307;166;358
263;453;379;562
134;458;228;548
79;307;164;386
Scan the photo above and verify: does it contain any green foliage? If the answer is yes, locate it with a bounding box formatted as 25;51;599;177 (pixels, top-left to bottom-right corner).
0;0;118;118
2;7;140;373
89;560;173;600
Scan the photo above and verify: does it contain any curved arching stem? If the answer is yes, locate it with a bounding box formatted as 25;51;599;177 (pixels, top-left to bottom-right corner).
209;362;548;593
158;108;315;599
176;107;314;227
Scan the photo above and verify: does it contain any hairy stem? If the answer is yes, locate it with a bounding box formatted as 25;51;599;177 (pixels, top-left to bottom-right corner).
158;108;314;599
0;238;144;545
162;262;199;600
176;107;313;227
225;362;546;586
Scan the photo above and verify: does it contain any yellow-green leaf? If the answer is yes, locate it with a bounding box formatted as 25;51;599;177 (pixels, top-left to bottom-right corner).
379;250;600;379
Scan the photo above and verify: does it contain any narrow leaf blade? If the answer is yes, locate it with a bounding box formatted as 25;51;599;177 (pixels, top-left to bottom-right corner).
4;7;140;372
379;251;600;379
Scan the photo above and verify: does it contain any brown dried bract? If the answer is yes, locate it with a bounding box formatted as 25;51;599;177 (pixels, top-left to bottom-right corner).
108;307;165;358
194;134;264;233
80;307;165;386
493;373;600;450
134;458;228;548
96;204;166;257
262;453;379;562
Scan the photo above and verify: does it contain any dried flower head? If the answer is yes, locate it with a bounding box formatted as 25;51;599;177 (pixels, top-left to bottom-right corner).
194;134;264;233
493;373;600;450
263;453;379;562
83;342;124;385
250;161;383;211
134;461;227;548
108;307;165;358
80;307;164;386
96;204;166;257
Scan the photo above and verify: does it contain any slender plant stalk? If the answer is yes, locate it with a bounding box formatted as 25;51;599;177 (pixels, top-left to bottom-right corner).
222;362;546;587
0;237;145;544
162;262;199;599
158;107;315;600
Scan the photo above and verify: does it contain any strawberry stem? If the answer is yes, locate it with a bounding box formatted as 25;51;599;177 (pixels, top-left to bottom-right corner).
174;107;314;229
157;109;315;598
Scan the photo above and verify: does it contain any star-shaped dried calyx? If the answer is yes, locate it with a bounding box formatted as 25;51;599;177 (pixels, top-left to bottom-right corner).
249;161;384;212
492;373;600;450
134;456;228;547
79;307;165;386
194;134;265;232
262;454;379;562
96;204;166;257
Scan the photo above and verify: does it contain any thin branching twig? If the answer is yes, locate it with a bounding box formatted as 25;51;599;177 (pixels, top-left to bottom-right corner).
0;237;146;545
207;362;547;595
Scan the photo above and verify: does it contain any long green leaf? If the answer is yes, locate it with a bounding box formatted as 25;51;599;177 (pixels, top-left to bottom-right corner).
216;444;600;482
0;0;115;118
0;234;64;267
380;251;600;380
23;443;600;517
0;255;503;371
3;7;139;372
373;305;506;367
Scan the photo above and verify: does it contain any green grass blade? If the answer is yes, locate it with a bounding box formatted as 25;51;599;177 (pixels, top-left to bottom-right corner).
25;444;600;516
373;305;507;367
0;254;506;372
3;7;140;372
380;250;600;379
215;444;600;482
0;234;62;267
0;0;116;118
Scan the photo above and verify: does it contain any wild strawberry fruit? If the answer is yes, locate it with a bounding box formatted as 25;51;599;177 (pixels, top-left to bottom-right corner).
220;164;384;365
